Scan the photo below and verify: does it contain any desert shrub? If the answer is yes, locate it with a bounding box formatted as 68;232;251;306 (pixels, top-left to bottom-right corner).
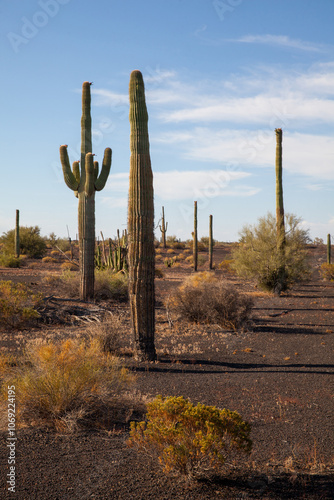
94;270;128;301
167;248;175;254
0;254;22;268
155;268;164;278
166;236;185;249
128;395;252;479
88;313;131;355
218;259;235;273
48;269;128;301
155;248;163;255
0;226;47;258
0;281;42;329
60;261;78;271
55;238;71;252
164;257;176;268
0;338;135;431
185;255;193;264
197;254;206;266
232;213;311;293
168;273;253;330
319;263;334;281
42;256;58;264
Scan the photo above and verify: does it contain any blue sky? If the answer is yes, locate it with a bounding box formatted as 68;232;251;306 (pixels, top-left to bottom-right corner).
1;0;334;242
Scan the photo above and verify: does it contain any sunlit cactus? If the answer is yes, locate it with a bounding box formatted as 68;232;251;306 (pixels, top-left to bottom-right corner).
128;70;156;361
60;82;112;300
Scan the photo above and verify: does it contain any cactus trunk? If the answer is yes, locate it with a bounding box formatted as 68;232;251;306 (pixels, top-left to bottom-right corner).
14;209;20;258
128;70;156;361
193;201;198;271
327;234;331;264
209;214;213;270
275;128;286;294
60;82;111;301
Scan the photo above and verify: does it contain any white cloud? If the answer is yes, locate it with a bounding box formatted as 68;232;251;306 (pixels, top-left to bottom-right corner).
229;34;327;53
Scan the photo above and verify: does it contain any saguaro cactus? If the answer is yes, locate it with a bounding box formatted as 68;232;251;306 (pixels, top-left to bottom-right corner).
275;128;285;248
128;70;156;361
14;209;20;258
327;234;331;265
159;206;168;248
193;201;198;271
209;214;213;270
275;128;286;294
60;82;112;300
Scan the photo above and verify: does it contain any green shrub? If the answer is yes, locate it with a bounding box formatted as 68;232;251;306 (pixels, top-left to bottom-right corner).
168;273;253;330
319;263;334;281
0;254;22;268
0;338;135;431
232;213;311;293
0;226;47;258
57;269;128;301
128;395;252;479
0;281;42;328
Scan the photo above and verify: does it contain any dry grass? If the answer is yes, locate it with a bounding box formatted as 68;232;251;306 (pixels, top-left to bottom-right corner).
87;313;132;356
0;338;138;431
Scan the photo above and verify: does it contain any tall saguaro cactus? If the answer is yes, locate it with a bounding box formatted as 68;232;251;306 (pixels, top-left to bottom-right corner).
209;214;213;270
60;82;112;300
193;201;198;271
14;209;20;258
128;70;156;362
327;234;331;265
275;128;285;249
275;128;286;294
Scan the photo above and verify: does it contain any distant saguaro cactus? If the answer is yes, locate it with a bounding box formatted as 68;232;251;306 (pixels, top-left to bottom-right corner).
275;128;286;294
128;70;156;361
209;214;213;270
327;234;331;265
60;82;112;300
15;209;20;258
159;206;168;248
193;201;198;272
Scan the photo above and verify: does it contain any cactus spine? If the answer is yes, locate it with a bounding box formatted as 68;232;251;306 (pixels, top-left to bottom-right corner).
128;70;156;361
60;82;112;300
193;201;198;271
159;206;168;248
327;234;331;264
275;128;286;294
14;209;20;258
209;214;213;270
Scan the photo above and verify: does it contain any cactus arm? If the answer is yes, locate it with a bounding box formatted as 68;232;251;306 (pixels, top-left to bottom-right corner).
60;145;79;191
85;153;95;197
94;161;99;181
95;147;112;191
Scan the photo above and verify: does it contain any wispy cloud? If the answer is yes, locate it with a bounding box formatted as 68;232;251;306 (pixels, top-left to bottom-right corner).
103;170;258;202
226;34;327;53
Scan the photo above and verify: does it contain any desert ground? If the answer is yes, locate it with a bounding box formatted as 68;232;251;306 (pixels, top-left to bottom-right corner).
0;243;333;499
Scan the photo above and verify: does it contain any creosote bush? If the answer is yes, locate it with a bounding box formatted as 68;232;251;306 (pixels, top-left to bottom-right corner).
0;226;47;258
0;281;42;329
168;273;253;330
319;263;334;281
232;213;310;293
52;269;128;301
128;395;252;479
0;254;22;268
0;338;135;431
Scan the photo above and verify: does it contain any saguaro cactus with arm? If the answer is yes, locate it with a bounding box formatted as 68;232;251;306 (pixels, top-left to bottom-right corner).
128;70;156;361
60;81;112;300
